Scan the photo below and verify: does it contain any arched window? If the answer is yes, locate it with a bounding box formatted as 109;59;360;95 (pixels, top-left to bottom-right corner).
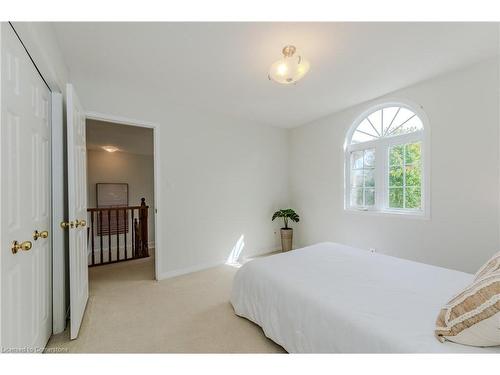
345;103;428;215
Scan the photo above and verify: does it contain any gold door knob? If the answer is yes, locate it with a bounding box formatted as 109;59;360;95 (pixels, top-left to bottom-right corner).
75;219;87;228
33;230;49;240
60;221;74;229
11;240;33;254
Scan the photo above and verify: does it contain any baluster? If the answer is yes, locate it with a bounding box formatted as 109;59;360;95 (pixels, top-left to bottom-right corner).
134;218;140;257
116;208;120;262
138;200;143;257
131;209;135;258
124;208;128;260
99;210;104;264
108;208;111;262
87;226;90;265
91;211;95;266
140;198;149;258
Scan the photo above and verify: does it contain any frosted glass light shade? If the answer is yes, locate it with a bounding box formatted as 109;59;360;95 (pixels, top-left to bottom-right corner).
102;145;119;153
268;45;310;85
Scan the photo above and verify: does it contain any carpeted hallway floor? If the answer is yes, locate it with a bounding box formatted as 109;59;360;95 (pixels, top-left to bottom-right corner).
45;255;285;353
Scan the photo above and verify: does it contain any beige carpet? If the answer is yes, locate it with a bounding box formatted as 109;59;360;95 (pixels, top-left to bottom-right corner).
45;255;285;353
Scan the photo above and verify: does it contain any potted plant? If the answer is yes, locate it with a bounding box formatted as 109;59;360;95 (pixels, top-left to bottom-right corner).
272;208;300;252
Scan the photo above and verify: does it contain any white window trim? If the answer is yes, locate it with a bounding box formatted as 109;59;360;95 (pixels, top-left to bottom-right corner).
344;100;431;219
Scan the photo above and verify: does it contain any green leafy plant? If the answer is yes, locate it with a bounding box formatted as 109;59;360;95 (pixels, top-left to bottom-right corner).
272;209;300;229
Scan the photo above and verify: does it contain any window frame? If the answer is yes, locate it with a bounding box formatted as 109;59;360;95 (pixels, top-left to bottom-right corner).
344;101;430;218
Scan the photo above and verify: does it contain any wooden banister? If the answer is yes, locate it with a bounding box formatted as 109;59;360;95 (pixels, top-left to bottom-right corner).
87;206;145;212
87;198;150;267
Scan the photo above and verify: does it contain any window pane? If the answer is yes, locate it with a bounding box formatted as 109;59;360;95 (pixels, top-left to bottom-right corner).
405;142;421;164
365;188;375;206
389;115;423;137
364;169;375;187
382;107;400;135
351;131;376;144
350;148;376;209
356;119;379;137
389;166;403;187
351;151;364;169
364;148;375;167
367;111;382;137
389;145;404;166
405;163;421;187
405;187;421;209
389;188;404;208
387;141;423;211
351;188;364;206
387;107;415;137
351;170;364;187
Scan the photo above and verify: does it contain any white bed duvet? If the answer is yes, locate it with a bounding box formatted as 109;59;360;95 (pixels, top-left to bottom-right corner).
230;242;500;353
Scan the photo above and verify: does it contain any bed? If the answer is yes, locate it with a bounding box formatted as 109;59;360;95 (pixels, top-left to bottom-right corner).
230;242;500;353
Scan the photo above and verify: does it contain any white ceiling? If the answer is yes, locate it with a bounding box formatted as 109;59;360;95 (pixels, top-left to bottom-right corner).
54;22;498;128
86;119;153;155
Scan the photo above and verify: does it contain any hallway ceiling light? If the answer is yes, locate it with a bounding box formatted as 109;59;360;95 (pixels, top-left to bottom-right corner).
102;145;119;153
268;45;310;85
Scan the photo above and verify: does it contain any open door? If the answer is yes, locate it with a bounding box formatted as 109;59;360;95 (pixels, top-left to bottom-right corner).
65;84;88;339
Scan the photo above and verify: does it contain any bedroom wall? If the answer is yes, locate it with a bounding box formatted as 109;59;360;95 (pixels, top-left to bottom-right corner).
289;58;499;274
11;22;70;92
87;149;156;246
73;79;289;278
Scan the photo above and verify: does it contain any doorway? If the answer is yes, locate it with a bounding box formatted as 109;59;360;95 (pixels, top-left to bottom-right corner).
84;116;158;280
50;105;162;340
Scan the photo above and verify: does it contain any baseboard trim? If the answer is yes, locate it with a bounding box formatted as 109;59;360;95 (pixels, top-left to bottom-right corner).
157;260;225;280
156;248;281;281
244;247;282;259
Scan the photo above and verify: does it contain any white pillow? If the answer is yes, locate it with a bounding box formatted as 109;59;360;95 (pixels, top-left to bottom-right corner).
435;271;500;347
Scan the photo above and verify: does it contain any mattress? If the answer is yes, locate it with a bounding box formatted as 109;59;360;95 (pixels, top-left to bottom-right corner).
230;242;500;353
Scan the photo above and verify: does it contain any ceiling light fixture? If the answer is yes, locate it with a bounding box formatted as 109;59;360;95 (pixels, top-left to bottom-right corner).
268;45;310;85
102;145;119;153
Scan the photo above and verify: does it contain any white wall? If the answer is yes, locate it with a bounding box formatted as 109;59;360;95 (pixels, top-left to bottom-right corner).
74;77;289;277
87;149;155;245
12;22;69;93
290;58;499;273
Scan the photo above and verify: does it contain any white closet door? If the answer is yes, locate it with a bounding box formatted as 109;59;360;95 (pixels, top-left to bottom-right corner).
66;83;88;340
0;23;52;352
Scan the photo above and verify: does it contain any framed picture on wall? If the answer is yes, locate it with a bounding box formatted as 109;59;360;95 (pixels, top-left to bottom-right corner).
96;183;129;207
96;183;129;236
